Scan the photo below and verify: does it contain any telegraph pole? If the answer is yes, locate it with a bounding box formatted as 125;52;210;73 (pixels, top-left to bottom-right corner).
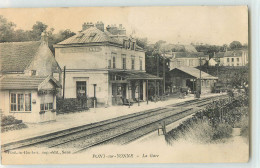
199;56;202;95
63;66;66;99
163;53;166;94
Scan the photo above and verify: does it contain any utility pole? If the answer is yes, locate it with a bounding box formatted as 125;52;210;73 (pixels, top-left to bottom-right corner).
199;56;202;95
196;57;201;98
156;51;159;99
93;84;97;109
63;66;66;99
163;52;166;94
156;51;159;77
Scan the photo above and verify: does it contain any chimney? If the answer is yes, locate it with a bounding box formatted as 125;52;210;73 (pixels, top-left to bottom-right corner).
82;22;94;31
95;21;104;32
41;31;48;45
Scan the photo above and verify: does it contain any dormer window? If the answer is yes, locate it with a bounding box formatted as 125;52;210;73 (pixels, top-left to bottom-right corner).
89;32;96;38
76;32;84;38
31;70;36;76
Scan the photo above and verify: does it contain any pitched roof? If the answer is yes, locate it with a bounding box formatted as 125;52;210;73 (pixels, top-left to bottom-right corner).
224;50;247;57
0;41;41;72
172;52;207;58
171;66;218;80
55;26;143;50
0;75;61;90
57;27;122;45
214;52;225;58
183;45;197;52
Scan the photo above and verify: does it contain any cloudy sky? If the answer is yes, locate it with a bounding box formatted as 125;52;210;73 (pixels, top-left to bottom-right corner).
0;6;248;45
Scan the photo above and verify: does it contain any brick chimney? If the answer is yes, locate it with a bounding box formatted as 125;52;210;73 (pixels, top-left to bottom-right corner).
41;31;48;45
82;22;94;31
95;21;104;32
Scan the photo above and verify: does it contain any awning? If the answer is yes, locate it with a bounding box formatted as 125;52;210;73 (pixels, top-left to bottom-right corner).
170;66;218;80
109;70;162;80
0;75;62;90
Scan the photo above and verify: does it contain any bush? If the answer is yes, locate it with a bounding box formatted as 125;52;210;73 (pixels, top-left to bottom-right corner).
212;123;232;140
166;95;248;144
1;115;22;126
239;114;249;139
1;123;28;132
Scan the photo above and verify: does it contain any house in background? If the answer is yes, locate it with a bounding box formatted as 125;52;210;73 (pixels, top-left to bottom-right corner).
167;45;209;70
211;49;248;67
169;66;218;94
223;49;248;66
208;58;218;66
54;22;161;106
0;33;62;123
212;52;225;66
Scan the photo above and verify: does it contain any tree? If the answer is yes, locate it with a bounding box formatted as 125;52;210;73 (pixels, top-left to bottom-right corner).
48;29;76;53
136;37;148;49
29;21;48;40
229;41;242;50
0;15;16;42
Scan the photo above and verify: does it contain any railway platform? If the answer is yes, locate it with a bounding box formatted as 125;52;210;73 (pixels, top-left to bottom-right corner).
1;93;225;145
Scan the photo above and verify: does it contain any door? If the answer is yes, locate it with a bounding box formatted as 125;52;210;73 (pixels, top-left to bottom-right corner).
76;81;87;98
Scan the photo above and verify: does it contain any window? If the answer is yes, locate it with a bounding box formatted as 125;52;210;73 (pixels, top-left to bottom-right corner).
131;57;135;70
31;70;36;76
201;80;204;86
132;42;135;50
10;93;31;112
189;60;193;66
237;58;239;62
108;59;111;69
232;58;234;62
110;53;117;69
122;55;126;70
227;58;229;62
113;56;116;69
237;63;239;66
40;103;53;111
140;59;143;70
76;81;87;98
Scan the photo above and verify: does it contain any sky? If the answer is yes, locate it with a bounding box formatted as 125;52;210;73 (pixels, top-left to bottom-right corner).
0;6;248;45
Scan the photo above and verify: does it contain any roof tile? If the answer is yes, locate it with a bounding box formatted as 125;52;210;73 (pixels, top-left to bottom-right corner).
0;41;41;72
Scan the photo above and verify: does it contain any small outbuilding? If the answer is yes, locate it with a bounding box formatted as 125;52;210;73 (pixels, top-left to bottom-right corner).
169;66;218;94
0;34;62;123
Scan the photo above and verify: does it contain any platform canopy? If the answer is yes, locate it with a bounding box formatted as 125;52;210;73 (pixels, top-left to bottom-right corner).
170;66;218;80
109;70;162;81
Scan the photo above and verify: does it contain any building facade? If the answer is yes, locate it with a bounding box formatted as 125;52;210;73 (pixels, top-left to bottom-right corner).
169;67;218;94
54;23;160;106
0;35;62;123
223;50;248;66
169;52;209;70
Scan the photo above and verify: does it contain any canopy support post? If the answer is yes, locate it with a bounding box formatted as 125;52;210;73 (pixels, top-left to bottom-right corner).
146;80;149;104
138;80;140;106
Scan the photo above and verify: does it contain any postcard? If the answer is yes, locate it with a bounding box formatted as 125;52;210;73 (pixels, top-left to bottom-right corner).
0;6;249;164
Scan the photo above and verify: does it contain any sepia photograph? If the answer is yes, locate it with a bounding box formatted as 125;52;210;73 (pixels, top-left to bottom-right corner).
0;6;249;164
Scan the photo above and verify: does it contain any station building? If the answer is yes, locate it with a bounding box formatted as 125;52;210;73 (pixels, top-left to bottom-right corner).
54;22;161;106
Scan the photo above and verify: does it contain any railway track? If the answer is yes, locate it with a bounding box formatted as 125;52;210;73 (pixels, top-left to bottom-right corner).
2;95;228;153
